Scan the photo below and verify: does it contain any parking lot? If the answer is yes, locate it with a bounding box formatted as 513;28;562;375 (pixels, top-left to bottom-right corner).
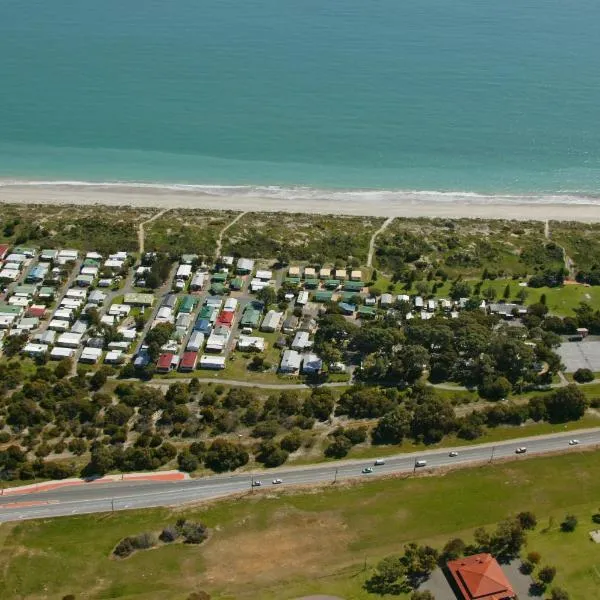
557;340;600;372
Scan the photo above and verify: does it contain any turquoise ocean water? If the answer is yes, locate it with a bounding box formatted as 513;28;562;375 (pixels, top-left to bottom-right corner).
1;0;600;200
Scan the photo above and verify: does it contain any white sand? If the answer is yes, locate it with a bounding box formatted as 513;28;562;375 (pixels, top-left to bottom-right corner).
0;183;599;222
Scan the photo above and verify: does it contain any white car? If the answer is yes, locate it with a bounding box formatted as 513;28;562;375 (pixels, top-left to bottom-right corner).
448;451;458;457
568;439;580;446
272;479;283;484
374;459;385;466
362;467;374;474
252;480;262;487
515;447;527;454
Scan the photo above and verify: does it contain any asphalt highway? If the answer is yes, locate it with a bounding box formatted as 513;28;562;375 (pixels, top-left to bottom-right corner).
2;428;599;523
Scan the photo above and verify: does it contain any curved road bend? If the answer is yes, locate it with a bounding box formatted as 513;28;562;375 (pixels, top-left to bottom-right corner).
2;428;599;523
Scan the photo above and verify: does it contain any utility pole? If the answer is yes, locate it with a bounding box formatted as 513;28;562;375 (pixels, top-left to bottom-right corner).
250;474;254;492
111;498;114;512
490;446;496;463
333;468;338;484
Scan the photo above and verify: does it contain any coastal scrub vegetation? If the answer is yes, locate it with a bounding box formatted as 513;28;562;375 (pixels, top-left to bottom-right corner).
0;204;152;253
221;211;385;263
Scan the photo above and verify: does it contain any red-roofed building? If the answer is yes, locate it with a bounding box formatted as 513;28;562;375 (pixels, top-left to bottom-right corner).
26;306;47;319
0;244;9;260
179;351;198;372
156;352;175;373
447;554;516;600
216;310;234;327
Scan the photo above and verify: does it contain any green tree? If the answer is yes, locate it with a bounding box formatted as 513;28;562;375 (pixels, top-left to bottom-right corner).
177;450;199;472
303;388;335;421
256;441;289;467
257;286;277;307
538;566;556;584
204;439;249;473
517;511;537;530
573;368;594;383
544;385;587;423
560;514;578;532
372;406;412;445
364;555;408;595
324;435;352;458
411;591;435;600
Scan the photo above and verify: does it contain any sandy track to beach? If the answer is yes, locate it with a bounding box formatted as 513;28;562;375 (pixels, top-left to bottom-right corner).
0;183;599;222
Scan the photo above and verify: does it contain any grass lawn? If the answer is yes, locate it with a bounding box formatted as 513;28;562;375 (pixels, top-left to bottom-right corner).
3;451;600;599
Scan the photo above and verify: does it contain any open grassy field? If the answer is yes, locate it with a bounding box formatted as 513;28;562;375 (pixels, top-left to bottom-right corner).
221;212;385;263
2;451;600;600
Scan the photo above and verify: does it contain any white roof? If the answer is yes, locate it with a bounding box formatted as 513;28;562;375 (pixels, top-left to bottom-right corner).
117;328;137;341
237;335;266;351
186;331;205;351
255;270;272;281
54;308;73;320
70;320;88;334
85;251;103;260
250;279;268;292
105;350;124;363
23;343;47;355
48;319;69;331
100;315;115;326
109;251;128;260
206;331;228;351
98;278;113;287
261;310;283;330
104;259;123;269
108;341;129;350
297;291;309;304
0;314;16;327
57;332;84;347
80;266;99;276
50;346;75;359
176;264;192;278
108;303;131;316
291;330;311;350
58;249;78;259
6;253;26;263
200;355;226;368
65;288;87;299
237;258;254;271
8;296;29;307
280;349;302;371
61;298;83;309
223;297;238;312
80;347;103;362
0;269;19;280
304;267;316;277
191;272;205;287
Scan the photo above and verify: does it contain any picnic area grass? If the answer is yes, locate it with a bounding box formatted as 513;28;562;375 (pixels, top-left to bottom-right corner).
3;450;600;599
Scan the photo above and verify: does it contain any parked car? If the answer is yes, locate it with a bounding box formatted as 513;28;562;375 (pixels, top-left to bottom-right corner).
515;447;527;454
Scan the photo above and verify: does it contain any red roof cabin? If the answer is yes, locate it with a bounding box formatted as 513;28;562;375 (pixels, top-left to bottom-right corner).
447;554;516;600
216;310;234;327
0;244;9;260
179;351;198;372
26;306;47;319
156;352;175;373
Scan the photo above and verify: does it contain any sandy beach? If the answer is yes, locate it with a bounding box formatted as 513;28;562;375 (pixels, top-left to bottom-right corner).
0;183;599;222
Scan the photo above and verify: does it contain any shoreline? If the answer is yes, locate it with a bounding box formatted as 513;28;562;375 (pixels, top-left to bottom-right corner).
0;182;599;222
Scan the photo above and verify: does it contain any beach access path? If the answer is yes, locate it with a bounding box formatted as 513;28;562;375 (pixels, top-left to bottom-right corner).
367;216;394;267
1;184;600;223
137;208;170;255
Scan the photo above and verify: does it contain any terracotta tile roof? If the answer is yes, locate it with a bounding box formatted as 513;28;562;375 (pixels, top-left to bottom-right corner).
447;553;515;600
